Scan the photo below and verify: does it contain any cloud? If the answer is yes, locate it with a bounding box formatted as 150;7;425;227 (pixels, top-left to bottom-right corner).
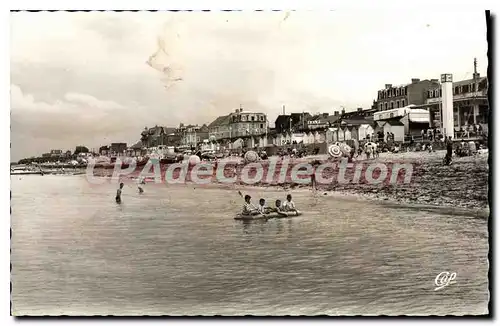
9;11;488;161
10;84;154;159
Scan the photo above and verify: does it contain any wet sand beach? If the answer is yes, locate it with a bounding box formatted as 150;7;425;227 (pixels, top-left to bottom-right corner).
91;150;489;211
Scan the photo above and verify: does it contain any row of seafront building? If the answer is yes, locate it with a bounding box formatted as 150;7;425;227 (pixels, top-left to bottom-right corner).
98;59;489;157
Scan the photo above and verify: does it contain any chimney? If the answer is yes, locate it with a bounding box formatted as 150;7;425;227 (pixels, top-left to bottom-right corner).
334;111;339;116
357;108;363;112
385;84;392;89
322;113;329;118
411;78;420;84
341;108;345;115
235;109;239;113
473;57;480;79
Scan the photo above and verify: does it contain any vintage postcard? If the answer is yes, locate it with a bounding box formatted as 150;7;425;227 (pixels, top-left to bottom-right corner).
10;9;490;316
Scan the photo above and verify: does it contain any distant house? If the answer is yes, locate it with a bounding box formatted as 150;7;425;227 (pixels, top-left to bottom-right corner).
140;126;179;148
330;109;376;142
127;141;145;157
275;113;311;134
307;113;331;130
99;146;110;156
110;143;127;156
208;115;232;140
179;124;209;147
50;149;63;157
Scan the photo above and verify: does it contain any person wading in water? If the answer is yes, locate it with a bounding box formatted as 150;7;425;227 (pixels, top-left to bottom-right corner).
116;182;124;203
138;177;145;194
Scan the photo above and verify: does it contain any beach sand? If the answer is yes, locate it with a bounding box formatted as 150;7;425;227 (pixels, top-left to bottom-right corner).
90;150;489;211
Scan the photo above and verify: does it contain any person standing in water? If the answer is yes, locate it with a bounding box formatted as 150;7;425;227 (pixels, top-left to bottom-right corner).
116;182;124;203
444;136;453;165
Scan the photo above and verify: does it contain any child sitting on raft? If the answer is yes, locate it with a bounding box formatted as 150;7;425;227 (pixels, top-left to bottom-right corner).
281;194;298;213
271;200;289;217
257;198;271;215
242;195;260;216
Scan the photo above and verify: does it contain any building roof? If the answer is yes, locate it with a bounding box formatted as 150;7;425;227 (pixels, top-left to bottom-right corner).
164;127;176;135
308;113;331;123
208;115;231;128
141;126;176;137
452;76;487;87
325;115;340;124
341;118;373;126
427;76;488;90
384;118;405;126
129;141;143;149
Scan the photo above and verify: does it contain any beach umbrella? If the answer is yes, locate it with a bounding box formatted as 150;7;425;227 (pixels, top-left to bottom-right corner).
364;142;377;156
328;144;343;158
340;143;352;155
244;150;259;163
364;142;376;150
188;155;201;165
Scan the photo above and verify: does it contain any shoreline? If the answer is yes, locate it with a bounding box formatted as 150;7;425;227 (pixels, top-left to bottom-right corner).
27;150;489;214
164;181;489;219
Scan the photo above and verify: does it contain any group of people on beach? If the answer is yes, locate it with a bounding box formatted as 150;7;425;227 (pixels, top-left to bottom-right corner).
242;194;298;217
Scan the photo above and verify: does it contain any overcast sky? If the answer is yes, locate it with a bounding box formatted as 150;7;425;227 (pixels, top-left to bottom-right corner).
10;10;488;161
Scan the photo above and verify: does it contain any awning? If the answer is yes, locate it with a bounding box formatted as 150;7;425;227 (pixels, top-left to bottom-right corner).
409;116;429;123
359;124;370;130
328;128;338;132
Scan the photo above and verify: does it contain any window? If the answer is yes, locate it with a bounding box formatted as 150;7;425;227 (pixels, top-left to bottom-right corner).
390;102;394;109
385;102;388;110
379;103;383;110
251;116;255;121
396;88;400;96
260;123;263;129
429;90;433;98
396;100;400;108
401;99;405;107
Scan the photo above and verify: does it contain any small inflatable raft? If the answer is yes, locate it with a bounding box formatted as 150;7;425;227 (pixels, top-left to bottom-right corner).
234;211;302;220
